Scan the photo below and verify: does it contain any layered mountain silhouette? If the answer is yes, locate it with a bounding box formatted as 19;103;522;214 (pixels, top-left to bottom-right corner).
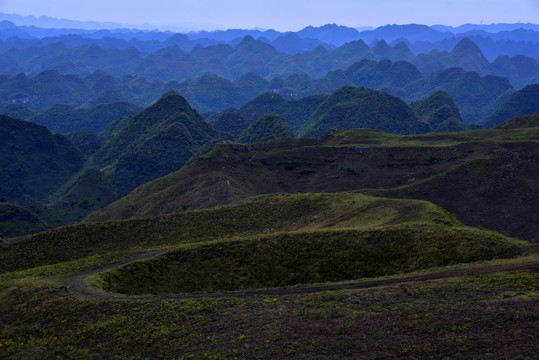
0;33;535;90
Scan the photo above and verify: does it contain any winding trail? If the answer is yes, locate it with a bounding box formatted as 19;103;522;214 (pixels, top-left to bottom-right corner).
65;251;539;301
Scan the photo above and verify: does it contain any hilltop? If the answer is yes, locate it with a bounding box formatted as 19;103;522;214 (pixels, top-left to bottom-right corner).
494;113;539;130
237;113;294;143
1;186;537;358
297;86;431;137
411;90;466;132
91;90;216;194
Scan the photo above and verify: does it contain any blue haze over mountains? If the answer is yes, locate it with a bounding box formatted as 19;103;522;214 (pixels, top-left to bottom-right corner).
0;15;537;60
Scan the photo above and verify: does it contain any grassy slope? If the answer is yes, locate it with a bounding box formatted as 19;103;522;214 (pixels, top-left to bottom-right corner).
0;192;461;272
98;225;533;295
494;113;539;130
87;127;539;242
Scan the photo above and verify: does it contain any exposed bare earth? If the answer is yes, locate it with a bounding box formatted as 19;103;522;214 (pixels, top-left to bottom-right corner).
65;250;539;301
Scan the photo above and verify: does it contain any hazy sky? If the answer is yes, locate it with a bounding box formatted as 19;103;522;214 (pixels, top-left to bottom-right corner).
1;0;538;31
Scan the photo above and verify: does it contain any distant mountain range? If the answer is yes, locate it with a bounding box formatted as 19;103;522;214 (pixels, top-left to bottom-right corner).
0;17;537;61
0;31;536;98
0;54;519;125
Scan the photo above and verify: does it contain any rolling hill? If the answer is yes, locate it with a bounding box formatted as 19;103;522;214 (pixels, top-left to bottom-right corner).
87;126;539;242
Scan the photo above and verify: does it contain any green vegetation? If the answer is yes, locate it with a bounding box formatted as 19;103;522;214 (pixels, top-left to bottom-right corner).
0;114;84;202
237;114;294;143
403;67;513;124
238;92;286;122
297;86;432;138
480;84;539;128
411;90;467;132
91;91;216;194
0;39;518;126
65;131;103;157
46;168;118;227
99;225;533;295
0;103;39;120
0;26;538;360
1;192;461;272
29;101;142;134
237;92;329;133
0;202;50;238
494;113;539;130
209;107;249;139
88;126;539;242
0;187;537;358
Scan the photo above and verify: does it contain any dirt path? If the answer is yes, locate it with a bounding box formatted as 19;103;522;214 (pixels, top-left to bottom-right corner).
65;251;539;301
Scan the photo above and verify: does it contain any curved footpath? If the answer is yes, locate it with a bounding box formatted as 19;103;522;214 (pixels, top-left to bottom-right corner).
65;251;539;301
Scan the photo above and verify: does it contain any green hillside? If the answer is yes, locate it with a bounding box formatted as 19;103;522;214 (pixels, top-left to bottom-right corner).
480;84;539;128
297;86;432;138
210;107;249;138
0;190;519;273
1;187;536;358
237;114;294;143
238;92;286;122
238;92;329;132
98;225;532;295
0;114;84;202
411;90;466;132
448;38;490;74
92;91;216;194
403;67;513;124
0;103;39;120
46;168;118;227
87;126;539;242
1;29;539;360
65;131;103;157
0;202;50;238
494;113;539;130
